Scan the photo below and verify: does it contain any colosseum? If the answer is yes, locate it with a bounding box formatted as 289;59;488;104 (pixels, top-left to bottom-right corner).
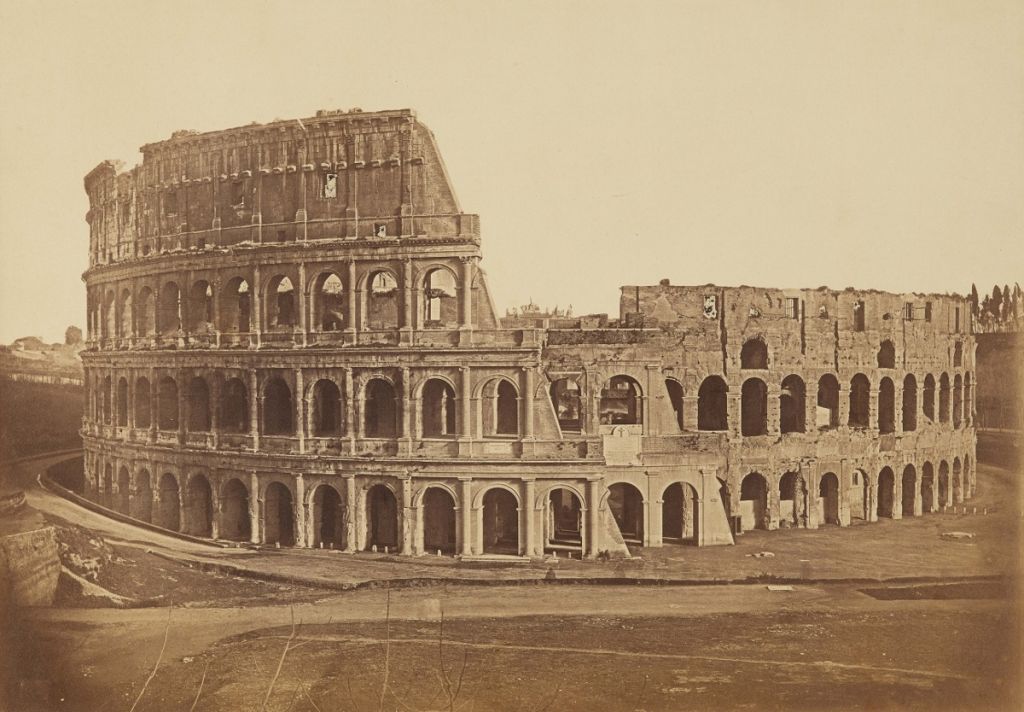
80;108;977;557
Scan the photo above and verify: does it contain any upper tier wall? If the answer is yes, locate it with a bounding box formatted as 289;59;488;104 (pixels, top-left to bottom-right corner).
84;109;477;267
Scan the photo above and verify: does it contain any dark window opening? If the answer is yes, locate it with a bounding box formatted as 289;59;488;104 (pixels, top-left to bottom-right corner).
600;375;642;425
697;376;728;431
421;379;456;437
779;375;805;434
550;378;582;432
816;374;840;429
740;339;768;369
878;377;895;434
849;374;870;428
365;378;398;438
665;379;685;431
263;377;293;435
741;378;768;436
877;340;895;369
312;379;342;436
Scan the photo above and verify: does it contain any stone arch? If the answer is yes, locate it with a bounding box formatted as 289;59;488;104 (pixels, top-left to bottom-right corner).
952;457;963;502
850;468;871;522
118;288;133;337
550;377;583;433
599;375;643;426
219;277;251;333
220;478;251;542
312;271;345;332
544;486;584;553
264;481;295;546
816;374;840;429
741;378;768;436
923;374;936;422
102;463;113;508
365;483;399;551
779;471;807;527
185;473;214;537
921;462;936;513
364;377;399;438
134;469;153;522
188;376;211;432
134;376;151;429
662;481;699;543
311;378;343;436
265;275;296;330
819;472;840;525
901;464;917;517
421;377;457;437
102;290;116;338
364;269;400;329
117;466;131;514
779;375;806;434
902;374;918;432
157;376;179;430
221;377;249;433
938;460;950;507
158;281;181;335
849;374;871;428
878;377;895;434
697;376;728;431
606;482;644;544
311;483;346;549
480;486;520;555
740;472;769;530
116;377;128;427
480;377;519;436
187;280;215;333
664;378;685;431
953;374;963;428
157;472;181;531
263;376;293;435
939;373;951;423
422;265;458;324
421;486;457;554
740;338;768;369
136;286;156;336
877;466;895;518
101;375;112;424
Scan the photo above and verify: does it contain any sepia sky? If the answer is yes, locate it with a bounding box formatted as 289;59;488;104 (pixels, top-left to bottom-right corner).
0;0;1021;343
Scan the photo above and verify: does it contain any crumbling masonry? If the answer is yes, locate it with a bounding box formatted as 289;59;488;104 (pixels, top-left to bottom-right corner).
80;108;976;556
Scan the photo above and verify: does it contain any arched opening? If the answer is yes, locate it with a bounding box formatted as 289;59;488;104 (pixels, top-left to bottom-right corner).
741;378;768;436
877;340;896;369
422;487;456;554
848;374;870;428
221;378;249;433
938;461;950;507
220;478;250;542
134;470;152;522
158;376;179;430
134;377;151;429
187;281;214;333
740;473;769;531
219;278;251;333
312;484;345;549
923;374;936;421
608;482;644;544
421;378;456;437
481;378;519;436
137;287;155;336
878;377;895;434
482;488;520;554
119;289;132;337
816;374;840;429
901;465;917;517
364;378;398;438
953;374;963;428
116;378;128;427
877;467;895;518
697;376;728;431
266;276;296;330
365;484;399;551
546;488;583;552
423;267;458;324
158;473;180;531
964;374;973;426
600;375;642;425
939;373;950;423
102;464;113;508
188;377;211;432
550;378;582;433
264;482;295;546
902;374;917;431
185;475;213;537
921;462;935;514
158;281;181;335
779;375;806;434
314;272;345;331
102;376;112;424
312;379;343;436
779;472;807;527
740;339;768;369
117;466;130;514
952;458;963;502
662;482;699;543
366;271;399;329
850;470;869;522
102;291;115;338
665;379;685;431
819;473;840;525
263;377;293;435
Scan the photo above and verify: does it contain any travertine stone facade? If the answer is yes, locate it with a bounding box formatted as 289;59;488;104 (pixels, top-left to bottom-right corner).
80;109;976;557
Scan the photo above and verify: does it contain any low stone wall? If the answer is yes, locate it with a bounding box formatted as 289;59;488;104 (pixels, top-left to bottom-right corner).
0;526;59;607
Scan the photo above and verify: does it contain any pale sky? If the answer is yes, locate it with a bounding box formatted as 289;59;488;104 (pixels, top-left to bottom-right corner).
1;0;1021;342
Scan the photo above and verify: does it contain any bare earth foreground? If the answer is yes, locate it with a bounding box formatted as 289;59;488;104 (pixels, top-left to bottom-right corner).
2;453;1022;712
